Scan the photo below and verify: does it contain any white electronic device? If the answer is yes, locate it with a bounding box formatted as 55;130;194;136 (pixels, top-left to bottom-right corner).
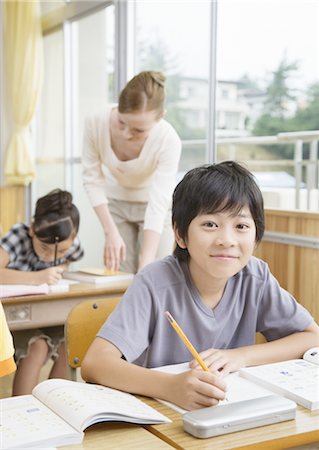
183;395;296;438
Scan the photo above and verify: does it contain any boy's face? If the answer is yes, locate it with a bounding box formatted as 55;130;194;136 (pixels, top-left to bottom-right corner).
175;207;256;285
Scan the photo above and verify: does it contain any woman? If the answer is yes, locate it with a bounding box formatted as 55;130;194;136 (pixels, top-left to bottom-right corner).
82;71;182;273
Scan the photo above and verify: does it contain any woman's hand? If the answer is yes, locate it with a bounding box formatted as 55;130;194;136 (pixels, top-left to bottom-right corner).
168;369;227;411
189;348;247;376
35;267;64;285
104;230;126;271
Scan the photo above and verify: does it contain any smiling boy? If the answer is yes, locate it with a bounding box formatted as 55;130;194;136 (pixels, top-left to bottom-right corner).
82;161;319;411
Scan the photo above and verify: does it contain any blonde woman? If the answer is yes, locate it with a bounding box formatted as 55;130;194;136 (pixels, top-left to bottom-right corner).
82;71;182;273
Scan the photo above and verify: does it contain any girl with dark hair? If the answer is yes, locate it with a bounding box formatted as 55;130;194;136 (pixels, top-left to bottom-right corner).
0;189;84;395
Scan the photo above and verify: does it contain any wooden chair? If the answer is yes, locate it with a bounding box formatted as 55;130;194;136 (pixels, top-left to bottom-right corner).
64;297;121;381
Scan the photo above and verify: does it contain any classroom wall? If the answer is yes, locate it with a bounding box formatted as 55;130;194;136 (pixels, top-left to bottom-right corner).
254;208;319;324
0;186;25;235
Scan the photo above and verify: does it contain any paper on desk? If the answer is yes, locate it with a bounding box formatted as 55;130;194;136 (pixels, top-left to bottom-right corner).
153;362;274;414
48;279;78;292
0;284;49;298
0;279;78;298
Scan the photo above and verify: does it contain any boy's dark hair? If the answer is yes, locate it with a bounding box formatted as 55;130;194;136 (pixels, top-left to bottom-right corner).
33;189;80;244
172;161;265;261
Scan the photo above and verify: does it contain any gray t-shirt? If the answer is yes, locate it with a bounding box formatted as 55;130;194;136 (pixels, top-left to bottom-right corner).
97;255;313;368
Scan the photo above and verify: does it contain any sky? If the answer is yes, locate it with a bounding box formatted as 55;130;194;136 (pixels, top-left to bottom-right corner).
135;0;319;90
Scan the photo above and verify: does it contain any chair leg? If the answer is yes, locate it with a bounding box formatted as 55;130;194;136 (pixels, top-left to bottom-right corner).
67;366;77;381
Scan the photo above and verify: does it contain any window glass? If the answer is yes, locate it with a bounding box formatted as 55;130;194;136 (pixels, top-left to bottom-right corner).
135;1;211;176
72;5;115;267
216;0;319;210
35;29;64;197
73;5;115;158
72;163;105;269
34;5;116;268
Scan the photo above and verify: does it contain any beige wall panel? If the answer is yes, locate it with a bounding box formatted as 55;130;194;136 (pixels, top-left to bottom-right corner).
0;186;25;235
254;209;319;323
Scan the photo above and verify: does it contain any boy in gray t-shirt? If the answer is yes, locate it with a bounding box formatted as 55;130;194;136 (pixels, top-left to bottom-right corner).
82;161;319;411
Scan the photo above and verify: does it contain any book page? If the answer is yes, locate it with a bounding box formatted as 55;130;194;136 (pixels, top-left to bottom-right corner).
0;395;82;449
239;359;319;410
303;347;319;365
33;379;170;431
153;362;273;413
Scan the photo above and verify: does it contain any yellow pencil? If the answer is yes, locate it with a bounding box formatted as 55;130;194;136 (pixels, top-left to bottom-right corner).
165;311;209;372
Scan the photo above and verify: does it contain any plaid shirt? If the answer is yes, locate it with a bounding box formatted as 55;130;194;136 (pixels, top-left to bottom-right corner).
0;223;84;271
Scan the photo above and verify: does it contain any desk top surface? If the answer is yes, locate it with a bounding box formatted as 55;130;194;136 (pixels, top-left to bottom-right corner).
1;281;129;304
143;397;319;450
59;422;173;449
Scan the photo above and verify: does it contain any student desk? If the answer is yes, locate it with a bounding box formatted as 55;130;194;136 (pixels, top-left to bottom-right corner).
2;282;130;331
143;398;319;450
59;422;173;449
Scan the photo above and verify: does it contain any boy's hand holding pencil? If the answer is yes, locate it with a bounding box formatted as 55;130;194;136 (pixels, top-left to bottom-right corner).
165;311;228;409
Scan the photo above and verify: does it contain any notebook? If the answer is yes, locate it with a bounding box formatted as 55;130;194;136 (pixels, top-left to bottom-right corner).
63;268;134;285
239;347;319;410
153;362;292;413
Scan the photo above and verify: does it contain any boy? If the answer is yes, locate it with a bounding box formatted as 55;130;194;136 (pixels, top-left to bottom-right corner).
81;161;319;411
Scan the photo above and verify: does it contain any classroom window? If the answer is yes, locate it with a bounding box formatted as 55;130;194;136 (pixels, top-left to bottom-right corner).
35;28;65;196
216;0;319;210
134;1;212;176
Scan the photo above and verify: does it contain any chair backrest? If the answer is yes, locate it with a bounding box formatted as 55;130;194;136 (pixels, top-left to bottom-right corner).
64;297;121;380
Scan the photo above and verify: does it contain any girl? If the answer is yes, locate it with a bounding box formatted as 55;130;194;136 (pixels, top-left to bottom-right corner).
0;189;84;395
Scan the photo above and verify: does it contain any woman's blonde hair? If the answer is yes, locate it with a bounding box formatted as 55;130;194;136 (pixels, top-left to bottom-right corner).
118;71;166;119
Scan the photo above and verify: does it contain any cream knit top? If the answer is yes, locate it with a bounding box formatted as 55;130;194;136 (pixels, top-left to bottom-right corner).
82;105;182;233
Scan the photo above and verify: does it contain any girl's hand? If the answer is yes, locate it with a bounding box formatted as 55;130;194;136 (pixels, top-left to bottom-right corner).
36;267;64;285
189;348;246;376
104;230;126;271
168;369;227;411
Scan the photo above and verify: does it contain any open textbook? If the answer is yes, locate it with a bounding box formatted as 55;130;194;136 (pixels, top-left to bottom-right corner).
63;267;134;285
0;379;170;449
239;347;319;410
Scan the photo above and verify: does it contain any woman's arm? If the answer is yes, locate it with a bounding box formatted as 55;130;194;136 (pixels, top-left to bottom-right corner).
138;229;161;271
82;114;127;270
140;126;181;268
94;204;126;270
81;337;227;411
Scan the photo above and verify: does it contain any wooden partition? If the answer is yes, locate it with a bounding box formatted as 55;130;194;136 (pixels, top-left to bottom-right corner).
0;186;25;235
254;208;319;324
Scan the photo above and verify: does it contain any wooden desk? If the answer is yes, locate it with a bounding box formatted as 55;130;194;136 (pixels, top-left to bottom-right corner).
59;422;173;449
2;282;130;331
143;398;319;450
